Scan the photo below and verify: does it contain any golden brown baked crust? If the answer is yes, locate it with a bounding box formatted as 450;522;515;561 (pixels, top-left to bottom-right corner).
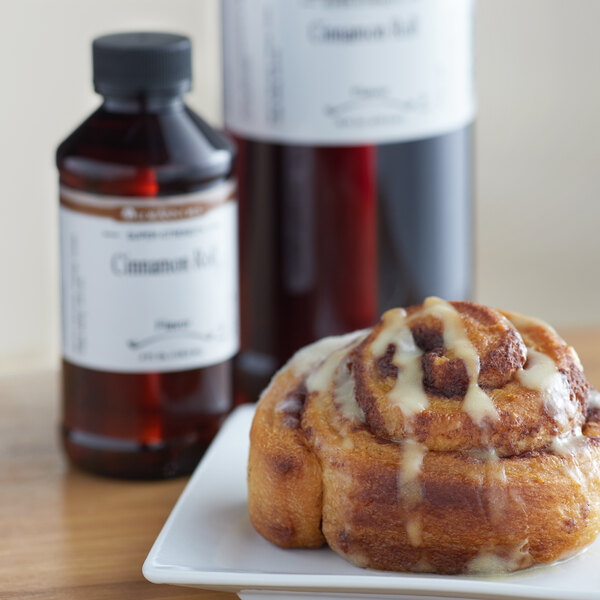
247;298;600;574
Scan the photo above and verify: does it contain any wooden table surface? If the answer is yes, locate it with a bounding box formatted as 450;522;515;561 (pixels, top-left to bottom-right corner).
2;328;600;600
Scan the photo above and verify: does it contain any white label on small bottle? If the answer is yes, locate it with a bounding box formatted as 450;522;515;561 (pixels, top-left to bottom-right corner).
60;182;239;373
222;0;475;145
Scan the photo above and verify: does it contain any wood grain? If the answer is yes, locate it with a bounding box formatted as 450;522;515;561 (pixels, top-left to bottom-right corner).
2;328;599;598
0;370;235;600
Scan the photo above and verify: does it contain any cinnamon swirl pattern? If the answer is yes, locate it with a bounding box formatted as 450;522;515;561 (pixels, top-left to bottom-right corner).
247;298;600;574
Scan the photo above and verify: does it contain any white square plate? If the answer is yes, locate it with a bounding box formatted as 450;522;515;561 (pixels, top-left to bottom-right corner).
143;404;600;600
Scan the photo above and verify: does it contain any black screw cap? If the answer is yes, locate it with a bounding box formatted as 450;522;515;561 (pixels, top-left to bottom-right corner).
93;32;192;96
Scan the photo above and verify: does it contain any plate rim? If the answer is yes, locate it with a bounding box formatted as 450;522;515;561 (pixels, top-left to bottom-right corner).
143;404;600;600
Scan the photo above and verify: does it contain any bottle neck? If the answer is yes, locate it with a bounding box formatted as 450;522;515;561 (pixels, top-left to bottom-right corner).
102;93;185;114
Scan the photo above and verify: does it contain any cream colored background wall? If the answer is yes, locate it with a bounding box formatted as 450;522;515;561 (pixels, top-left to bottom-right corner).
475;1;600;325
0;0;598;374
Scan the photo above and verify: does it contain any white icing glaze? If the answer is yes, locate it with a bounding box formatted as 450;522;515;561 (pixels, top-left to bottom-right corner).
390;342;429;419
398;439;427;547
505;310;558;336
462;385;499;427
588;389;600;409
371;311;429;546
550;430;600;501
466;552;513;575
290;329;367;378
344;548;370;569
300;332;367;426
469;448;508;485
305;332;366;394
371;309;429;419
472;447;513;528
422;297;498;425
401;439;427;483
274;394;303;415
333;366;365;423
340;436;354;451
267;330;366;410
569;346;584;370
518;349;565;394
271;329;368;426
517;349;575;428
413;557;433;573
405;518;423;547
550;430;584;457
507;310;585;425
370;308;408;356
466;543;531;574
306;346;345;395
547;431;600;528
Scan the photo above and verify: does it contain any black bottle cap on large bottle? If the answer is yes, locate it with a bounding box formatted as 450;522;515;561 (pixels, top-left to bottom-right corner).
93;32;192;96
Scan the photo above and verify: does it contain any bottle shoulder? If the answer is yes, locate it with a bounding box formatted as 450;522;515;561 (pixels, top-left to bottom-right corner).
57;104;234;195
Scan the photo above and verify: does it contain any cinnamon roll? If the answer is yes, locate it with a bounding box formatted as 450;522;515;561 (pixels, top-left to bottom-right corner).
247;298;600;574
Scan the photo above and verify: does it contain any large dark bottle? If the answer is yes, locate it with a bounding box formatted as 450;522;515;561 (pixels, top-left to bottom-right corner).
222;0;475;403
57;33;238;478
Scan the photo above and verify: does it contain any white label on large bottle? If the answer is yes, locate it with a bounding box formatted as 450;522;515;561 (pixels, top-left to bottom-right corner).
60;182;239;373
222;0;475;145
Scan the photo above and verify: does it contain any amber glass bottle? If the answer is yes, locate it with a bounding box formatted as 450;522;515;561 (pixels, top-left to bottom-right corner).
57;33;238;478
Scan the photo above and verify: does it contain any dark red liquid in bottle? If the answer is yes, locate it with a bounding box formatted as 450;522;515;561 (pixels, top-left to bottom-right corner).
57;33;236;478
234;139;378;403
224;2;474;404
